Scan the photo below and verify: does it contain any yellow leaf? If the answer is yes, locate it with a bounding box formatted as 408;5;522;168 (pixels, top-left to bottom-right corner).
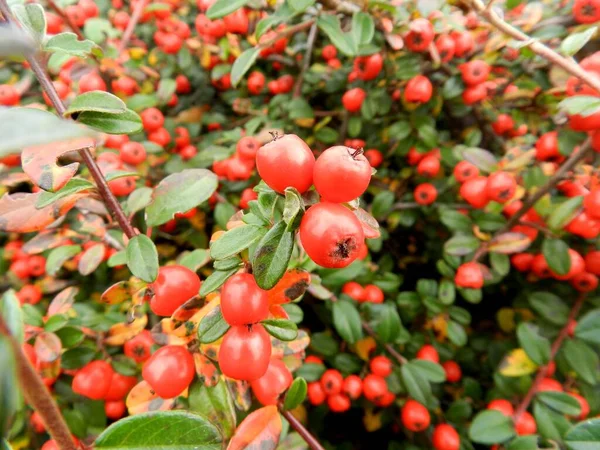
355;336;377;361
499;348;537;377
363;408;383;432
497;308;516;333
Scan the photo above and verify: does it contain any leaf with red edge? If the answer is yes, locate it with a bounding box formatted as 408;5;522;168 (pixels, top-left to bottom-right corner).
73;213;107;237
488;232;532;254
22;229;74;254
78;243;106;275
354;207;380;239
226;378;252;411
104;311;148;346
34;332;62;379
271;329;310;358
0;192;83;233
21;137;95;192
126;380;176;415
101;281;132;305
227;405;282;450
37;277;70;294
194;353;220;387
47;287;78;316
267;269;310;305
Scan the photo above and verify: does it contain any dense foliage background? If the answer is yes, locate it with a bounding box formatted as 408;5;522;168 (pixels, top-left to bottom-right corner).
2;0;600;449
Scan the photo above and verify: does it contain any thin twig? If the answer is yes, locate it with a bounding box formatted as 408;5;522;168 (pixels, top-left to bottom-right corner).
512;294;587;421
258;20;316;50
117;0;148;54
46;0;84;40
469;0;600;93
293;22;318;98
279;406;326;450
0;314;77;450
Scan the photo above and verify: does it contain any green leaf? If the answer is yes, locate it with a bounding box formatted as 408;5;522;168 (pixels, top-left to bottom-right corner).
126;187;153;216
351;12;375;46
560;28;597;56
179;249;211;272
547;196;583;230
46;245;81;276
0;22;35;57
36;178;95;208
206;0;249;19
317;16;357;56
94;411;222;449
400;363;432;406
0;336;18;438
211;225;265;260
469;410;516;445
283;187;304;229
461;147;497;173
126;235;159;283
199;268;238;297
45;32;100;58
61;347;96;370
55;326;85;348
198;306;230;344
289;0;315;12
12;3;46;44
409;360;446;383
565;417;600;450
534;401;571;442
537;391;581;416
444;235;479;256
189;379;236;438
126;94;158;112
516;323;551;366
65;91;126;116
562;339;599;385
439;209;472;232
375;303;403;343
447;321;467;346
77;109;143;134
157;78;176;104
332;299;363;344
542;239;571;276
231;47;259;87
491;253;510;277
252;221;294;290
438;279;456;305
295;363;326;382
0;107;99;158
262;319;298;341
283;378;307;410
507;436;539;450
372;191;395;219
559;95;600;117
529;292;569;326
575;309;600;345
44;314;68;332
107;251;126;268
146;169;218;227
0;291;23;343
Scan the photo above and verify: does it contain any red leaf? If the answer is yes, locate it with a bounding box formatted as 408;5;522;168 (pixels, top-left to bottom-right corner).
227;406;282;450
267;269;310;305
47;287;78;316
21;137;94;192
0;192;83;233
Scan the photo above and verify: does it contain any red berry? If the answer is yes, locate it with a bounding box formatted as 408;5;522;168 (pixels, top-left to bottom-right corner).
256;134;315;194
105;372;137;401
571;272;599;292
570;392;590;419
535;131;560;161
321;369;344;395
218;324;271;381
148;127;171;147
108;177;136;197
404;75;433;103
353;53;383;81
451;31;474;57
405;18;434;52
124;330;154;363
343;374;362;399
299;202;365;269
17;285;43;305
453;161;479;183
363;374;388;402
31;411;46;433
150;265;201;316
105;400;127;420
247;71;265;95
487;399;514;416
435;34;456;62
119;142;147;165
460;176;489;208
342;88;366;113
141;107;165;132
364;149;383;168
462;83;488;105
78;72;106;93
0;84;20;106
322;44;337;60
250;359;292;406
414;183;437;205
584;189;600;220
370;355;392;377
547;248;585;280
342;282;364;301
511;253;535;272
442;360;462;383
432;424;460;450
112;76;138;96
236;136;261;161
585;250;600;275
486;171;516;203
308;381;327;405
221;273;268;326
515;411;537;435
573;0;600;23
313;146;371;203
417;154;440;177
401;400;430;432
416;344;439;363
538;378;563;392
72;360;113;400
455;262;484;289
327;393;351;412
492;114;515;135
142;345;195;398
363;284;384;303
10;259;31;279
239;188;258;209
565;212;600;239
460;60;491;86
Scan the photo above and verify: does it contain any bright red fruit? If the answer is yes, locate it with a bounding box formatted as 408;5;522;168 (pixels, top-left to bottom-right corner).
105;372;137;401
538;378;563;392
236;136;261;161
221;273;268;325
414;183;437;205
142;345;195;398
404;75;433;103
256;134;315;194
342;87;366;113
405;18;434;52
119;142;146;165
436;35;456;62
17;285;42;305
322;44;337;60
417;154;440;177
362;374;388;402
573;0;600;23
370;355;392;377
218;324;271;381
124;330;154;363
108;176;136;197
140;107;165;132
515;412;537;435
460;176;489;208
328;393;351;412
460;60;491;86
239;188;258;209
453;161;479;183
313;146;371;203
105;400;126;420
78;72;107;93
432;424;460;450
487;399;514;416
72;360;113;400
150;265;201;316
342;281;364;301
401;400;430;432
585;250;600;275
455;262;484;289
416;344;439;363
486;171;516;203
363;284;384;303
321;369;344;395
353;53;383;81
572;272;599;292
584;189;600;220
299;202;365;268
308;381;326;405
343;375;362;399
570;392;590;419
247;71;265;95
364;149;383;167
250;359;292;405
511;253;534;272
0;84;20;106
442;360;462;383
492;114;515;135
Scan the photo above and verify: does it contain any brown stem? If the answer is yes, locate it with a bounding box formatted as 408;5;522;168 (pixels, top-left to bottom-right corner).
258;20;316;50
293;22;318;98
469;0;600;92
362;322;408;365
474;140;592;262
279;406;326;450
512;294;587;421
117;0;148;54
0;315;77;450
46;0;84;40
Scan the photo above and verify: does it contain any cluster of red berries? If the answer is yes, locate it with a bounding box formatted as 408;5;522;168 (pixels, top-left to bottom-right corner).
492;113;528;138
341;281;384;303
306;356;395;412
255;134;371;268
5;241;46;305
213;135;261;181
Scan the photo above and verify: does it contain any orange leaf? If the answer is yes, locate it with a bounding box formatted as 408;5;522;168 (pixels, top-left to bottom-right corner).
101;281;133;305
104;311;148;346
194;353;220;387
488;232;531;254
0;192;84;233
267;269;310;305
34;332;62;380
21;137;95;192
269;304;288;319
226;378;252;411
271;329;310;359
47;287;78;316
227;406;282;450
126;380;176;415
